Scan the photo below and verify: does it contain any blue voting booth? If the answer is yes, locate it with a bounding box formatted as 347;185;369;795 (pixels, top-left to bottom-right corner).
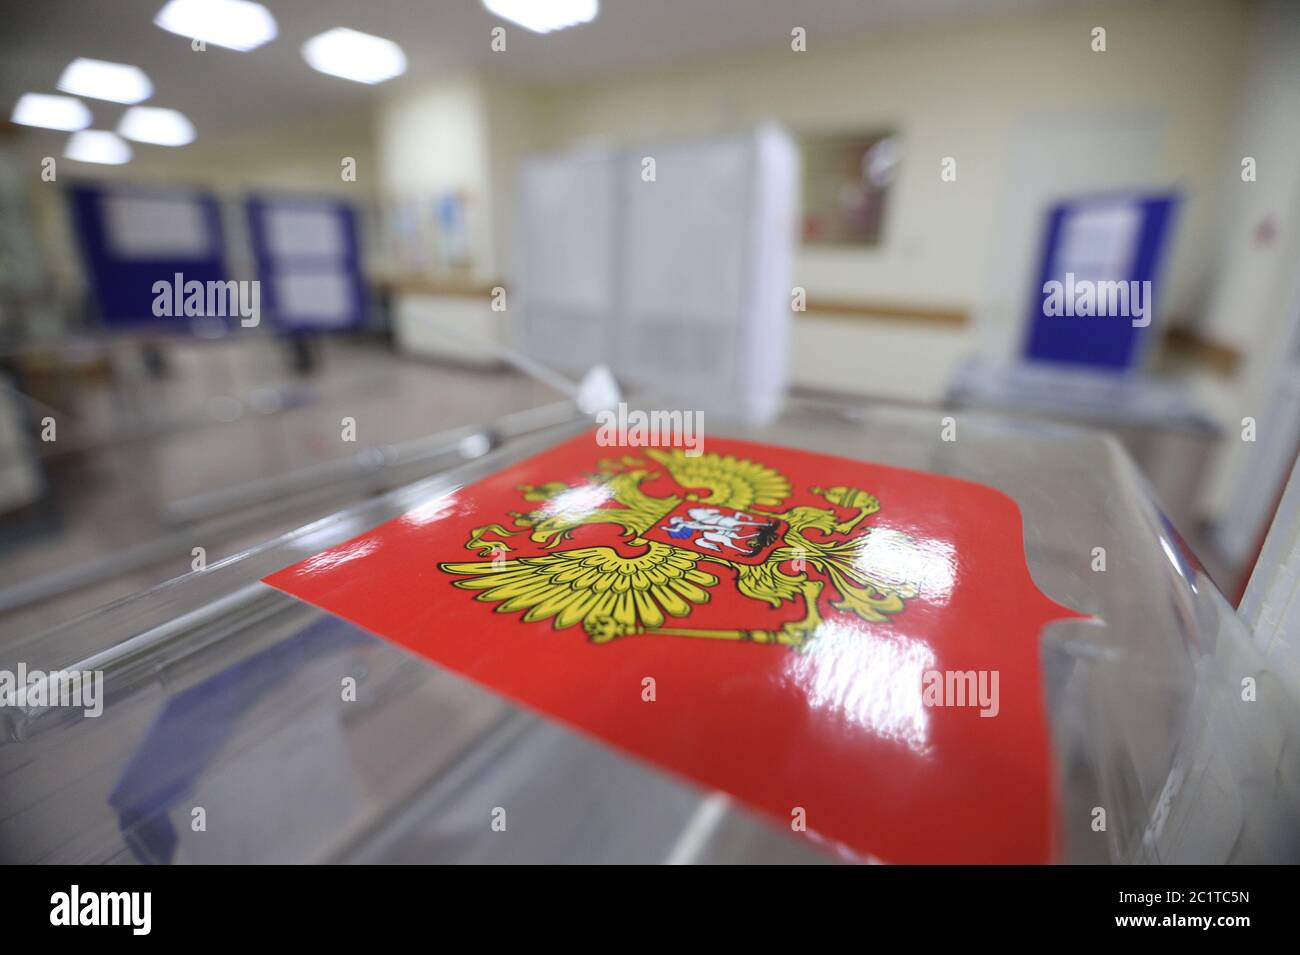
67;183;229;329
246;196;366;331
1021;192;1179;372
946;189;1213;531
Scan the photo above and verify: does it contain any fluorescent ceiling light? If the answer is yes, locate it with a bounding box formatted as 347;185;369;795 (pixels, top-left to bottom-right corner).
155;0;278;52
118;106;196;146
57;58;153;104
10;93;92;131
65;130;132;165
483;0;598;34
301;28;406;84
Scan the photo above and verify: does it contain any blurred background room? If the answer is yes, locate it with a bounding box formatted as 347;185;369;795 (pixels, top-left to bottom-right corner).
0;0;1297;637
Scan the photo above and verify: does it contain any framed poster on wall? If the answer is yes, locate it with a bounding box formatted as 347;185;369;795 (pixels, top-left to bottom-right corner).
799;131;899;246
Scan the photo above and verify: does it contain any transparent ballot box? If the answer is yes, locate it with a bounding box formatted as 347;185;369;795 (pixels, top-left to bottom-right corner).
1;399;1296;863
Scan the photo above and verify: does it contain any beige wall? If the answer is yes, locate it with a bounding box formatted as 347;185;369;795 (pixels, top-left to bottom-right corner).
376;75;494;281
1193;0;1300;525
374;76;547;283
529;0;1252;399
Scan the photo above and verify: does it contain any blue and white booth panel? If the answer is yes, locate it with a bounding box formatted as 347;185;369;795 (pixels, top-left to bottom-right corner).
1022;192;1179;372
246;197;365;331
67;184;229;330
263;267;366;331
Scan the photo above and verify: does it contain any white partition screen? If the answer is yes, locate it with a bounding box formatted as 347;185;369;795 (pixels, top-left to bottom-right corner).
514;125;799;423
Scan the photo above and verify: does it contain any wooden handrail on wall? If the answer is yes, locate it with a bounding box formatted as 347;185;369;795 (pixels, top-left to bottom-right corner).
378;276;973;325
1161;325;1242;378
800;298;970;327
801;300;1242;378
374;274;502;299
375;275;1242;377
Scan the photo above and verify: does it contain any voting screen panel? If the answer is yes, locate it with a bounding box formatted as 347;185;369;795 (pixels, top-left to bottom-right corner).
246;196;366;331
1022;192;1178;371
68;184;228;329
514;126;798;423
514;151;620;376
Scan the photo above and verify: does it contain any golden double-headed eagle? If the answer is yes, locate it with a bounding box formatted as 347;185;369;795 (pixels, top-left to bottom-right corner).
438;448;917;649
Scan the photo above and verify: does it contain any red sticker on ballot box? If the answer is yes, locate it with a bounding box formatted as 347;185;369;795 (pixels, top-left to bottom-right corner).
264;433;1082;863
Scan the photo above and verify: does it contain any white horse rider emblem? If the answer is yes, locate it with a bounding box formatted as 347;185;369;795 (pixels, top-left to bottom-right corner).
662;506;780;556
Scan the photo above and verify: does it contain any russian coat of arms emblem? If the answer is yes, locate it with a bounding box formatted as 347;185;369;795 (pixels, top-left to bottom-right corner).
439;447;919;648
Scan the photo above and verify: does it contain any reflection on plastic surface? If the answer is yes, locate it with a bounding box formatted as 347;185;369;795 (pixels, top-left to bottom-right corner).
853;527;957;606
297;537;379;574
399;490;463;528
784;621;936;754
109;619;368;863
265;432;1083;862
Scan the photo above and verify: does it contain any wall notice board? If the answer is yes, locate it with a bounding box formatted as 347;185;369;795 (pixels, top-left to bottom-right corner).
1021;192;1178;371
68;183;228;329
246;196;365;331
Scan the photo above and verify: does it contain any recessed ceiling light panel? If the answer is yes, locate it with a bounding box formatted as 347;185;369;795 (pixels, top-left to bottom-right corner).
483;0;598;34
57;58;153;104
301;28;407;85
118;106;196;146
155;0;278;52
11;93;92;131
65;130;133;165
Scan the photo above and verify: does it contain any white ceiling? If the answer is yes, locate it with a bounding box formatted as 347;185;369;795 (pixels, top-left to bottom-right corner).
1;0;1092;141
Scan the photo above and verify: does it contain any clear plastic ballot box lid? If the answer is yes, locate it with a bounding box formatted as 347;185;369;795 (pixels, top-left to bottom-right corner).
1;399;1296;863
